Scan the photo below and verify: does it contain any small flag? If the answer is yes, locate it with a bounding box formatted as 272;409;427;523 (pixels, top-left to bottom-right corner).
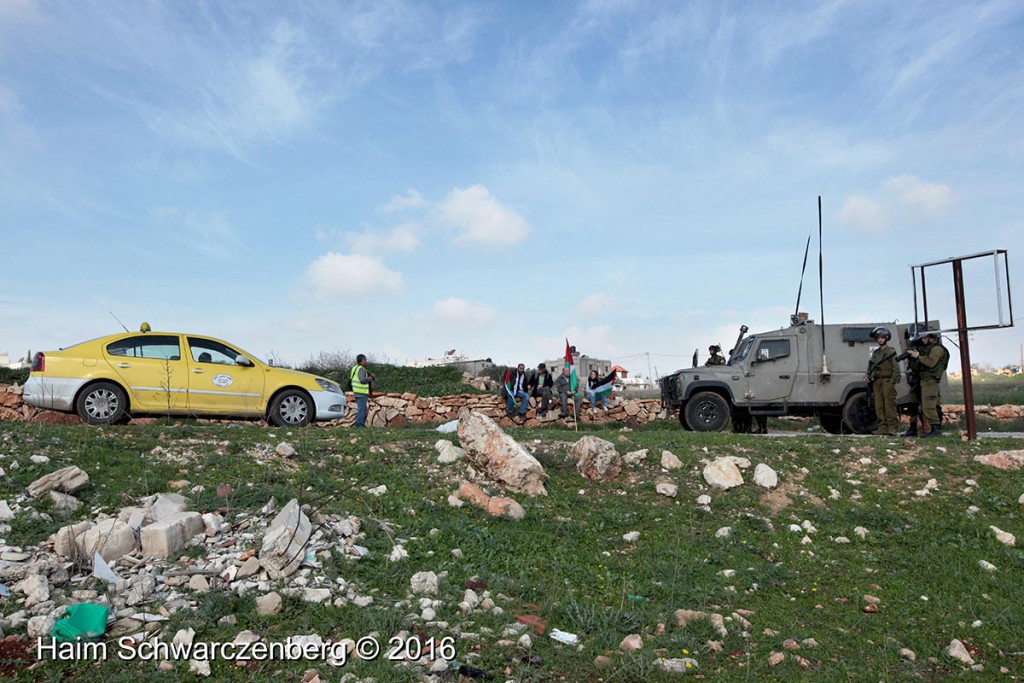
503;367;519;408
564;340;578;392
588;370;617;397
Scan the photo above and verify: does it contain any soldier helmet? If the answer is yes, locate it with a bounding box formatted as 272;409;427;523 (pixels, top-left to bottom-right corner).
870;326;892;341
904;323;927;340
709;344;721;353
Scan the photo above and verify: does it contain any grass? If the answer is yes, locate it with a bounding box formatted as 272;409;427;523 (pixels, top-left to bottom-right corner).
1;419;1023;681
947;374;1024;406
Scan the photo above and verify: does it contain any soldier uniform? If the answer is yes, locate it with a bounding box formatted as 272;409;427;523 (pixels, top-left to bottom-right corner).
705;345;726;366
866;331;899;435
913;334;949;438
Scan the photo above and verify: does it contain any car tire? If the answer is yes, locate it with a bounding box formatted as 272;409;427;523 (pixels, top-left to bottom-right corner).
684;391;730;432
819;413;846;434
678;406;694;430
268;389;313;427
841;392;876;434
76;381;128;425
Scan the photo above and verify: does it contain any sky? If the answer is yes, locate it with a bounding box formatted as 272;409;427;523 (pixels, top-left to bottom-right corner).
2;0;1023;378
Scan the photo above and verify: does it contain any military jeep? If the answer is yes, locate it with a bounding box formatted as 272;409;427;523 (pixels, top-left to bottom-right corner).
660;319;946;434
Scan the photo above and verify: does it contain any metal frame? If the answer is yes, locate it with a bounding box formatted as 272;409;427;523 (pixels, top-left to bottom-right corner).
910;249;1014;440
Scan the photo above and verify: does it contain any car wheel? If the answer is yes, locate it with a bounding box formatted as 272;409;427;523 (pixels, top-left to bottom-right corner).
819;413;846;434
841;392;876;434
684;391;730;432
678;406;694;431
76;382;128;425
269;389;313;427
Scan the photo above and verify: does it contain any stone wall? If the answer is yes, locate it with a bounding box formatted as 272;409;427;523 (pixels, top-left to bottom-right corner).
3;383;1023;428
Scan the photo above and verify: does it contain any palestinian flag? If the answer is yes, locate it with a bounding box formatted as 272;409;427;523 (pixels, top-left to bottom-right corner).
588;370;617;397
503;367;519;408
564;340;578;392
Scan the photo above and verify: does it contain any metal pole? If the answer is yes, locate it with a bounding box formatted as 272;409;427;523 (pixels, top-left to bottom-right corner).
952;259;977;440
647;352;655;390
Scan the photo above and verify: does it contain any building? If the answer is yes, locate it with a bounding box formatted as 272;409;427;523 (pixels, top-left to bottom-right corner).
407;350;496;377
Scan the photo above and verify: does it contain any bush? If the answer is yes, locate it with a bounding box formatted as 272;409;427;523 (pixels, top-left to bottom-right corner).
0;367;29;385
295;357;487;398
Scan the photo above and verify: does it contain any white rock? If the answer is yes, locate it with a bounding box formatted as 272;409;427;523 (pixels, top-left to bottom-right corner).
49;491;80;513
17;574;50;607
752;464;778;488
834;536;850;544
656;657;699;672
696;495;711;506
275;442;297;457
174;628;196;645
620;634;643;652
435;440;467;465
447;495;464;508
366;485;387;496
30;455;50;464
0;500;15;521
256;592;282;615
27;465;89;497
388;545;408;562
622;531;640;543
854;526;869;539
702;458;744;490
457;411;548;496
899;648;916;661
622;449;648;465
421;607;436;621
661;450;683;470
517;633;532;649
989;526;1016;547
410;571;439;595
571;436;623;482
259;499;312;579
656;482;678;498
464;589;480;608
978;560;997;572
946;639;975;665
715;527;731;538
190;659;212;677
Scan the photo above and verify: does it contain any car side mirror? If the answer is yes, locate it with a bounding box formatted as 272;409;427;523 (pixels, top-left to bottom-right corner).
236;355;253;367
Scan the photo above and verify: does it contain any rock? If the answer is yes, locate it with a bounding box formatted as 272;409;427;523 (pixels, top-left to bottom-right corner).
594;655;613;667
715;527;731;538
302;588;331;603
621;634;643;651
27;466;89;497
696;494;711;506
782;638;800;650
622;531;640;543
458;482;491;507
435;440;466;464
0;500;14;520
388;545;408;562
48;491;80;513
946;639;975;665
990;526;1016;546
661;450;683;470
973;451;1024;470
674;610;727;637
125;572;157;606
768;651;785;666
702;458;744;490
570;436;622;482
753;464;778;488
256;592;282;616
854;526;868;539
174;628;196;646
150;493;188;522
656;482;678;498
656;657;699;672
410;571;439;595
53;520;94;558
259;499;312;579
623;449;648;465
189;659;211;677
141;512;205;558
721;456;751;469
276;442;297;457
456;411;548;496
900;648;917;661
189;575;210;592
17;574;49;607
485;497;526;521
978;560;997;572
28;614;57;638
80;519;137;562
30;454;50;464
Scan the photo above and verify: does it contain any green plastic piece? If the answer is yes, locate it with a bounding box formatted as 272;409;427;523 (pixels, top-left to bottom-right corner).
50;603;109;642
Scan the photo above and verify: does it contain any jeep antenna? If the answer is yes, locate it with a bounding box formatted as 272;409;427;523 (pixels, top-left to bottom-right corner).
818;196;830;377
109;311;129;333
793;231;812;322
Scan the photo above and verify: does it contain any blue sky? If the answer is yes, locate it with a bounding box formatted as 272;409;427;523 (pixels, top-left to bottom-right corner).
2;0;1022;377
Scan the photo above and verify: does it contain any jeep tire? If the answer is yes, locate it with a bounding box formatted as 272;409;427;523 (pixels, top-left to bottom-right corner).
684;391;730;432
841;392;876;434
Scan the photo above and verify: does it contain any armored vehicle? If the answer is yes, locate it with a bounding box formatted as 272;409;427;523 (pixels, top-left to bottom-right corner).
660;318;947;434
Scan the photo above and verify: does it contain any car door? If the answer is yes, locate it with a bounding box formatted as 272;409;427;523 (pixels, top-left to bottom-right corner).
185;337;265;416
745;337;798;402
103;334;187;412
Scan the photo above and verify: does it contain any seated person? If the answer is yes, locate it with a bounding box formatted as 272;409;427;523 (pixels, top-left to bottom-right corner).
527;363;554;417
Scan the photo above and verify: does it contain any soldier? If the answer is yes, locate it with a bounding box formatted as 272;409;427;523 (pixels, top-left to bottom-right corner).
907;331;949;438
705;345;726;366
864;326;899;435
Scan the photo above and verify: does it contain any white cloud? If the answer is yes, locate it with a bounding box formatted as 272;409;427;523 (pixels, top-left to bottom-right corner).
837;194;889;232
151;207;246;259
346;223;421;255
430;297;497;326
306;252;403;297
437;185;531;246
383;189;426;212
882;174;953;220
577;292;612;316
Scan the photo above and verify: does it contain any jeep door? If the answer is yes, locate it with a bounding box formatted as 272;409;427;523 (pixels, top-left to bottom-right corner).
746;338;798;401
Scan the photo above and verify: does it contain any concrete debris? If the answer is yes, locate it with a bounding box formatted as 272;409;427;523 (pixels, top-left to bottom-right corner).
259;499;312;579
27;466;90;497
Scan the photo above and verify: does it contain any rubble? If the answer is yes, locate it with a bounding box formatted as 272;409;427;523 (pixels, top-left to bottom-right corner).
259;499;312;579
27;466;90;498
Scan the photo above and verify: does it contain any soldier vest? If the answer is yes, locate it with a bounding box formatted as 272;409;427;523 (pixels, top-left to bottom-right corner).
868;346;897;380
918;344;949;381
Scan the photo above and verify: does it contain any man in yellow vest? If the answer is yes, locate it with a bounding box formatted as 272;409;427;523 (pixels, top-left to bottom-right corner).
350;354;375;428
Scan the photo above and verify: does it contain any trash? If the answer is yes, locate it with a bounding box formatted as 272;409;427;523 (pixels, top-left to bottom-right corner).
627;595;648;602
51;603;109;642
0;584;10;597
436;419;459;433
549;629;579;646
92;552;119;585
301;550;321;568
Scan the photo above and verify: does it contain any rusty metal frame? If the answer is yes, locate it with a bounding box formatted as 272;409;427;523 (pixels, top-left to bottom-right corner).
910;249;1014;440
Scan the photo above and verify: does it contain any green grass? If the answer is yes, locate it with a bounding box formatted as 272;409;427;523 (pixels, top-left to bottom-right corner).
947;374;1024;406
2;420;1023;681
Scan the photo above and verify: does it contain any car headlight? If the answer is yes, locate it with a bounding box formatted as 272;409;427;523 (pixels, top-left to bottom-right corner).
316;378;342;393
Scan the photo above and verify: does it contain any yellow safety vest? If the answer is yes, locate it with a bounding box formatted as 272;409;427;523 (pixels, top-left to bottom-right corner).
350;365;369;395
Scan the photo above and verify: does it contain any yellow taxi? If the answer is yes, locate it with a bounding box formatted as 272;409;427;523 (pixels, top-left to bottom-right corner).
23;325;346;426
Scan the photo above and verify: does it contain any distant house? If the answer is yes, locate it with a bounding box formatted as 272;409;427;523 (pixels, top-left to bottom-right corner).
407;350;495;377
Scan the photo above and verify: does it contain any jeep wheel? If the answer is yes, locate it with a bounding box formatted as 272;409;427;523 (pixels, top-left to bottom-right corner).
678;407;694;431
842;393;876;434
684;392;730;432
819;413;846;434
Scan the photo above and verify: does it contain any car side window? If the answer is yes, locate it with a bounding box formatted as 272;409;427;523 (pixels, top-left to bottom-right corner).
188;337;243;365
106;335;181;360
755;339;790;362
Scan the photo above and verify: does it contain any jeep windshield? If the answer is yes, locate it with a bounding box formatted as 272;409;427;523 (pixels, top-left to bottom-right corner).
728;337;754;366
